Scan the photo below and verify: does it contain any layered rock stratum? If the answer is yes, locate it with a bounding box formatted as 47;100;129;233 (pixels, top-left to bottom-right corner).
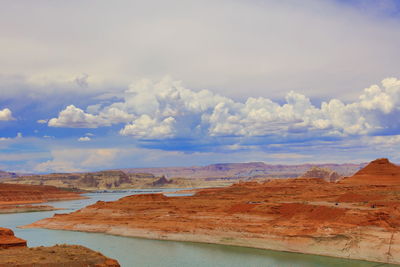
24;158;400;264
0;183;85;205
0;227;119;266
0;183;85;213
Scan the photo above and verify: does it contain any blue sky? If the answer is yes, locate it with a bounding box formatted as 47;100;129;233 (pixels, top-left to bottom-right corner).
1;0;400;173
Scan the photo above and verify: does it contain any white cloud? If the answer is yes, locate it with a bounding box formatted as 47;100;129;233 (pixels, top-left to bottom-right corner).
48;105;134;128
120;115;176;139
37;119;48;124
47;76;400;140
0;108;14;121
78;136;91;142
366;135;400;147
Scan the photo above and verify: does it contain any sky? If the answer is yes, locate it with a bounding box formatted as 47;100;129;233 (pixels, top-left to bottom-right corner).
1;0;400;173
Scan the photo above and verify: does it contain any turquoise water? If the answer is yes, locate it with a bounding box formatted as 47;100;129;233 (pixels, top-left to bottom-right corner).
0;190;396;267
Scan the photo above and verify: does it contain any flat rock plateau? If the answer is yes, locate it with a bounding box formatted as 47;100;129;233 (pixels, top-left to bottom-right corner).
24;158;400;265
0;227;120;266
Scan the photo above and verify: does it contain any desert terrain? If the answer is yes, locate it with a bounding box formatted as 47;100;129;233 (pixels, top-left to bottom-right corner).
23;158;400;265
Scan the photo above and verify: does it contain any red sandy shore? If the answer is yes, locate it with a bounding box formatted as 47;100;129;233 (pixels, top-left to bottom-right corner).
24;158;400;265
0;227;120;266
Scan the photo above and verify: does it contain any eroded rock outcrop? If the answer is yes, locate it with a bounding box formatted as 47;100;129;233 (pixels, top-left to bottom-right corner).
301;166;341;182
0;228;27;249
0;227;119;266
24;158;400;265
152;176;172;186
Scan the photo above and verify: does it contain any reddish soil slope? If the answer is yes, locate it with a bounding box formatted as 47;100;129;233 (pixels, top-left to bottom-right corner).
25;158;400;265
341;158;400;185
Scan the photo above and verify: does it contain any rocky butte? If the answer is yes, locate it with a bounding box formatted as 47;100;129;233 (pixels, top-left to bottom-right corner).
24;158;400;265
301;166;341;182
0;227;120;266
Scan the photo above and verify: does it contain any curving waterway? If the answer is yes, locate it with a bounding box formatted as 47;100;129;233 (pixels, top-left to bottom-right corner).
0;190;397;267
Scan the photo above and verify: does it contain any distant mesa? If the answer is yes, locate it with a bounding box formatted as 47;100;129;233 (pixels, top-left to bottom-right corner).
152;176;172;187
301;167;341;182
341;158;400;185
3;161;366;190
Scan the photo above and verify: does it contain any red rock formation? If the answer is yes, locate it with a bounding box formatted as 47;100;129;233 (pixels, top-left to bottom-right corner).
0;244;120;266
0;227;119;266
341;158;400;185
24;158;400;265
0;183;86;205
0;227;27;249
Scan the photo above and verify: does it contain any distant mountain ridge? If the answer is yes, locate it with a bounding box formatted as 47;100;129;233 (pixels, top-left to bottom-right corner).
119;162;367;179
0;170;18;179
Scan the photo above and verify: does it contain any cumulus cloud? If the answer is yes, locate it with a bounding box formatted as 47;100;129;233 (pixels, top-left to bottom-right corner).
366;135;400;147
120;115;176;139
48;105;134;128
47;76;400;141
0;108;14;121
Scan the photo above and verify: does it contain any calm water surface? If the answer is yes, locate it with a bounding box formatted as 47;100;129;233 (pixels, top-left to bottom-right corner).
0;190;396;267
